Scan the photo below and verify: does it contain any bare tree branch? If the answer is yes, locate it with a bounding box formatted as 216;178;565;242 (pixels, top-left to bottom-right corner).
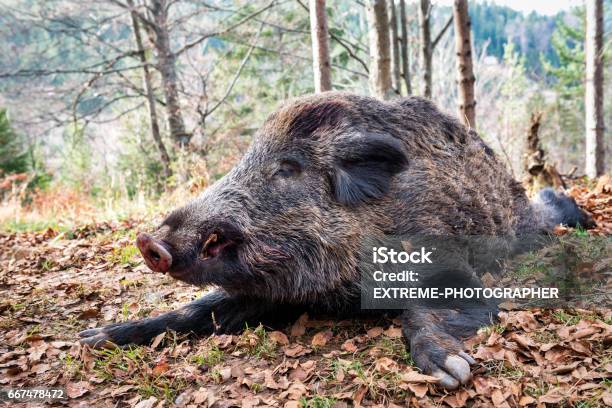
0;51;143;78
432;14;453;49
174;1;276;56
108;0;157;30
295;0;368;74
206;18;267;117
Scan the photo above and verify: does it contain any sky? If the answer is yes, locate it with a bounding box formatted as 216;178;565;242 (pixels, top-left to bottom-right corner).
434;0;582;15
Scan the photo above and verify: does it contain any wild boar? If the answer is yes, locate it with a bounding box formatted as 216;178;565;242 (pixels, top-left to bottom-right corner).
80;92;592;389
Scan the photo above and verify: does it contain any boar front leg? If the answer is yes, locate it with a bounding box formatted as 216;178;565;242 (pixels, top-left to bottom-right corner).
79;290;305;348
401;306;496;389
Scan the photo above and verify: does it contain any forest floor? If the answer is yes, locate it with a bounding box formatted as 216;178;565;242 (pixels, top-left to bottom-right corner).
1;178;611;408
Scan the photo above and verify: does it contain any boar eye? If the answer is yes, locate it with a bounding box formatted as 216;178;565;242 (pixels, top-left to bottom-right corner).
273;160;301;179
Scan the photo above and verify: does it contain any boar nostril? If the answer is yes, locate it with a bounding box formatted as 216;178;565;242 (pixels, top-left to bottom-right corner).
136;233;172;273
149;249;161;262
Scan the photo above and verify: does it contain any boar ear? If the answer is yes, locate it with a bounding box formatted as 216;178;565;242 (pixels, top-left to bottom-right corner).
331;132;408;206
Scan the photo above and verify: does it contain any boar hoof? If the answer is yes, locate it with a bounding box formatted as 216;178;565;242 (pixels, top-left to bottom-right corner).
431;354;473;389
410;329;475;390
78;328;117;349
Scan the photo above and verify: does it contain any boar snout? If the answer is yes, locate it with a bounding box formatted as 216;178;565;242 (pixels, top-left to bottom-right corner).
136;233;172;273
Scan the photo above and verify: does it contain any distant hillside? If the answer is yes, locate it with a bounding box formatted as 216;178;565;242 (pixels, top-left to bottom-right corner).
429;2;560;76
468;0;610;77
469;2;558;74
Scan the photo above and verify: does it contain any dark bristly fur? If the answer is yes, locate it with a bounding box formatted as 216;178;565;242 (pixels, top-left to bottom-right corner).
80;92;593;389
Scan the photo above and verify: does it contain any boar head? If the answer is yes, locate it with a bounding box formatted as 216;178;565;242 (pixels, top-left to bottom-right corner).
137;93;408;302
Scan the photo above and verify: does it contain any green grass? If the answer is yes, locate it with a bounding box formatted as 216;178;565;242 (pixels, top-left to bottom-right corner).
209;367;223;384
40;258;55;271
347;360;367;380
299;395;337;408
483;359;524;380
532;330;559;344
62;354;83;380
572;227;589;238
26;324;40;337
511;250;552;279
137;376;187;402
238;325;278;359
376;336;413;365
109;244;141;267
327;359;344;381
91;346;187;401
553;310;581;326
192;345;225;367
482;323;507;336
92;346;146;381
0;218;67;233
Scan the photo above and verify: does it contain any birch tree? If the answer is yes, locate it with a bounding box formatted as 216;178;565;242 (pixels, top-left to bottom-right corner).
585;0;605;178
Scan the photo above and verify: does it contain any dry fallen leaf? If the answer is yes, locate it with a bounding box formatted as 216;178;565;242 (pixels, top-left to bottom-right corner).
444;389;469;408
150;332;165;349
491;389;506;406
134;396;158;408
66;381;91;399
280;381;307;400
366;327;383;339
538;387;565;404
383;326;403;338
602;392;612;406
374;357;398;373
352;385;367;407
290;313;308;337
283;344;312;358
192;387;210;405
518;395;536;406
341;339;358;353
311;330;333;347
400;370;438;383
268;331;289;345
406;382;428;398
152;358;169;376
78;308;100;320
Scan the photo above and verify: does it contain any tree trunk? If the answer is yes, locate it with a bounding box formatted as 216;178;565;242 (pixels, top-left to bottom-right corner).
399;0;412;95
388;0;401;95
128;0;171;180
453;0;476;128
419;0;432;98
585;0;605;178
150;0;190;148
418;0;452;99
366;0;393;99
309;0;332;93
523;112;565;194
